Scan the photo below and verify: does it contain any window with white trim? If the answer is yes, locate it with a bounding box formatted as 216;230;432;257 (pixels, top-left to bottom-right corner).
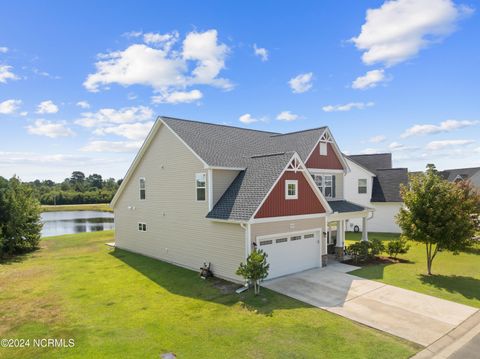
139;177;146;200
290;235;302;241
358;179;367;194
276;237;288;244
313;174;334;198
285;180;298;200
259;239;273;246
138;222;147;232
319;142;328;156
195;173;206;201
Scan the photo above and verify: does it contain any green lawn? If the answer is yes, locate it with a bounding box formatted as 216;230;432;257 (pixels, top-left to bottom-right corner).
41;203;112;213
346;232;480;308
0;231;418;359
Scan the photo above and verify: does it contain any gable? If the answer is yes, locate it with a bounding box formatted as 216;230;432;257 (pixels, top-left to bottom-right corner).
306;142;344;170
254;170;326;219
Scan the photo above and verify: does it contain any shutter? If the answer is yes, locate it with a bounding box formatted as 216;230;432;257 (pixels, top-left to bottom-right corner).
332;175;336;198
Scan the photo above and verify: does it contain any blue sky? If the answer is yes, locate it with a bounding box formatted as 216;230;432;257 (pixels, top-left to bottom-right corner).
1;0;479;181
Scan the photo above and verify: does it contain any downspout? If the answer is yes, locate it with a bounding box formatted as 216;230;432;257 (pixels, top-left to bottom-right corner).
238;222;251;292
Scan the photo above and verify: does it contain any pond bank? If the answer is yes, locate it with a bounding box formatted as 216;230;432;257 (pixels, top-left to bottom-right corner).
41;203;112;213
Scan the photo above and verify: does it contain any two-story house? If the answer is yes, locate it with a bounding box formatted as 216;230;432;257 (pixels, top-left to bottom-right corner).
111;117;373;281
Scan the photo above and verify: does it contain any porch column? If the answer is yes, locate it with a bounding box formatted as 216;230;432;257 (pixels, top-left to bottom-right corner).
335;220;345;259
361;216;369;242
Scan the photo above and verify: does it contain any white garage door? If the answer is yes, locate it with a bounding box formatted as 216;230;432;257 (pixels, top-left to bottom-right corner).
258;231;320;279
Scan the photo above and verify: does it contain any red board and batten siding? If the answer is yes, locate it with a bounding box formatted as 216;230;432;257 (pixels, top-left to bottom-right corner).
306;142;343;170
254;171;326;219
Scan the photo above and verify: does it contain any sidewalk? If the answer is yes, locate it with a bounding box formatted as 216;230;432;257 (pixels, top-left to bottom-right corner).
413;310;480;358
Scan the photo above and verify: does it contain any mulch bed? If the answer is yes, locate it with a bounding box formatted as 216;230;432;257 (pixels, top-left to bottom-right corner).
343;256;409;267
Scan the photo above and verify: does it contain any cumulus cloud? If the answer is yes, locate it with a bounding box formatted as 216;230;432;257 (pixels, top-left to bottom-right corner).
276;111;300;122
401;119;479;138
426;139;475;150
0;65;19;83
239;113;262;124
75;106;154;128
84;29;231;100
0;47;8;53
0;99;22;114
36;100;59;114
288;72;313;93
369;135;386;143
93;121;154;140
76;101;90;109
253;44;268;61
352;0;473;67
322;101;374;112
151;89;203;104
26;119;75;138
352;69;386;89
388;141;419;151
81;140;143;153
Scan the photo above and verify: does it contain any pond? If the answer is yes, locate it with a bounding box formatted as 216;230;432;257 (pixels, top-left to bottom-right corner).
41;211;115;237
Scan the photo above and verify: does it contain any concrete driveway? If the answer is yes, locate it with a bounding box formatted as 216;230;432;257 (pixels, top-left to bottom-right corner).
263;262;478;346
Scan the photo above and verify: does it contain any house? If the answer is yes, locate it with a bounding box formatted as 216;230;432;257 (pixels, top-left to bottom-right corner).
111;117;374;282
343;153;409;233
438;167;480;188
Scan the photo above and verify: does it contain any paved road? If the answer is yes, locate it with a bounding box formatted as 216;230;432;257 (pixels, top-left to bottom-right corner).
449;333;480;358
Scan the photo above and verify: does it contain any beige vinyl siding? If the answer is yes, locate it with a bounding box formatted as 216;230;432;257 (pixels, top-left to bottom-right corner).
212;169;240;206
114;124;245;282
251;217;326;243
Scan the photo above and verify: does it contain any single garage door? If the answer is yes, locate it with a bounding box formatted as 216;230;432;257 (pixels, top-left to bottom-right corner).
258;231;320;279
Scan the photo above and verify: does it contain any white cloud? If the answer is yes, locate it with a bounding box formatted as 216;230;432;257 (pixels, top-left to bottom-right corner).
288;72;313;93
352;69;386;89
76;101;90;109
369;135;386;143
84;29;231;94
276;111;300;122
151;89;203;104
75;106;154;127
93;121;154;140
0;99;22;114
0;65;19;83
388;141;419;151
239;113;258;124
0;47;8;53
253;44;268;61
26;119;75;138
360;148;382;154
426;139;475;150
401;119;479;138
352;0;473;66
36;100;59;114
81;140;142;153
143;31;179;51
322;101;374;112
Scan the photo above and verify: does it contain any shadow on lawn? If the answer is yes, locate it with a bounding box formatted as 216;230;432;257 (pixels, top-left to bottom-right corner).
419;274;480;301
110;248;310;315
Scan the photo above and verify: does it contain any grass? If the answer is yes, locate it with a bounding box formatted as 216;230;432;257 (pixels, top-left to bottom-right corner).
0;231;419;359
346;232;480;308
41;203;112;213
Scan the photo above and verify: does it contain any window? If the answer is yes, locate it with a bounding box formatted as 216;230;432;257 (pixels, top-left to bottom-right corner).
303;233;315;239
313;174;334;198
138;223;147;232
319;142;328;156
259;239;272;246
290;235;302;241
139;178;146;200
358;179;367;194
276;237;288;244
285;180;298;200
195;173;206;201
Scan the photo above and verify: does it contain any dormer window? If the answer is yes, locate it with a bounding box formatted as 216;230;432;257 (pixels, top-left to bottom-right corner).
319;142;328;156
285;180;298;200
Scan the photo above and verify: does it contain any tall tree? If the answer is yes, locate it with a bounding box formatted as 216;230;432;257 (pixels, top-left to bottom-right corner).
397;164;478;275
70;171;85;191
86;174;103;189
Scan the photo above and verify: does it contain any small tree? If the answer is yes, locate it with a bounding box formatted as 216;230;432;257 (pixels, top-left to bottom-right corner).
397;164;478;275
387;237;410;259
236;249;270;295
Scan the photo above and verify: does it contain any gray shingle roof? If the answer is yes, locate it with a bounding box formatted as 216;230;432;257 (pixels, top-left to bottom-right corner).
328;200;366;213
206;152;296;221
347;153;392;173
439;167;480;182
162;116;326;167
371;168;408;202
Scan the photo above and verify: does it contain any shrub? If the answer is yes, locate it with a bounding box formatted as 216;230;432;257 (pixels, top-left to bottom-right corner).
348;241;370;263
369;238;385;257
387;237;410;259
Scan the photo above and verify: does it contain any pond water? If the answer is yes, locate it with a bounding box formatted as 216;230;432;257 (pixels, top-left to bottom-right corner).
41;211;115;237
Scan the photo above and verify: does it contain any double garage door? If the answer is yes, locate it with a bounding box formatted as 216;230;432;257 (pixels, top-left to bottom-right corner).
258;230;320;279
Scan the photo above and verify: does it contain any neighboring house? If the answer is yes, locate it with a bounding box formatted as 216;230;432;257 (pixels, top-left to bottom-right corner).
111;117;373;282
438;167;480;188
343;154;408;233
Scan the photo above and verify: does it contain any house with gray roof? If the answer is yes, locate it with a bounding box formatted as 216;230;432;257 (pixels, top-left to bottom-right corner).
439;167;480;188
111;117;374;281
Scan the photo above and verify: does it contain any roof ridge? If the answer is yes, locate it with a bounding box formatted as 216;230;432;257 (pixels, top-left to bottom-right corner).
250;151;292;159
160;116;280;135
376;167;408;171
440;166;480;172
349;153;392;157
269;126;327;137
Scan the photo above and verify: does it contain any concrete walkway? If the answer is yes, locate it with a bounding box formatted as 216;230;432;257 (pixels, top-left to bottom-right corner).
263;263;478;346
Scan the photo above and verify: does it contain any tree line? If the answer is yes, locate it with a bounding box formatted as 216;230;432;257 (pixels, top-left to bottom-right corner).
26;171;122;205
